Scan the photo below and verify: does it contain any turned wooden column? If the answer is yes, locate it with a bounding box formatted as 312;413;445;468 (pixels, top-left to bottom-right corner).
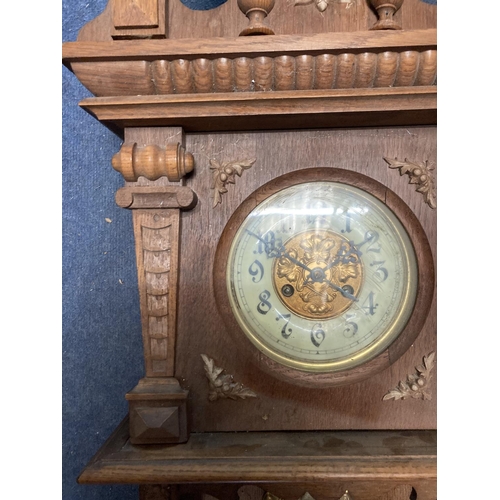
113;126;197;444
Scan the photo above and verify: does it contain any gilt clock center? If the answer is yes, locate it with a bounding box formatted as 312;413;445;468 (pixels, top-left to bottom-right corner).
272;230;363;320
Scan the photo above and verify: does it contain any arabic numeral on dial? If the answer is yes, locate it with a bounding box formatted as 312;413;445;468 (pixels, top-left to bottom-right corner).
343;315;358;338
370;260;388;282
366;230;381;253
255;231;275;255
257;290;272;315
276;312;292;338
362;291;378;316
248;260;264;283
310;323;326;347
341;210;352;234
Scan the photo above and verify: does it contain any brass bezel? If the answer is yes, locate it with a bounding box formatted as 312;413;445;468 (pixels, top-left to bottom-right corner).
226;181;418;373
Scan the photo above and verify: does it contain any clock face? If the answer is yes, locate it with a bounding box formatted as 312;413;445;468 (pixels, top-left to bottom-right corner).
226;181;418;373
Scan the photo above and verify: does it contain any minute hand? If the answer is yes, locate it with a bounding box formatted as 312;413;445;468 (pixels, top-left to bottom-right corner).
279;251;315;273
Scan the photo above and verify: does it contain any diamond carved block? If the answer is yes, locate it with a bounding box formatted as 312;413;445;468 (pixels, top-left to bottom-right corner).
127;377;188;444
132;406;180;441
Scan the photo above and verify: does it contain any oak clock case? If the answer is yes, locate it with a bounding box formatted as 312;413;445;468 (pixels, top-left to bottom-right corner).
214;168;433;388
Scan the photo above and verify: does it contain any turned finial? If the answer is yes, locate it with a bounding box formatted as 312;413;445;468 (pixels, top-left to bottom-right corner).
238;0;275;36
368;0;404;30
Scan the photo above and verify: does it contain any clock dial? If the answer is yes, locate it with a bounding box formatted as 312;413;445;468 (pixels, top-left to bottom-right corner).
226;181;418;373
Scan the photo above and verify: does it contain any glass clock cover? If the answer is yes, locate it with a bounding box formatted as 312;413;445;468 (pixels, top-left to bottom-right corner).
226;181;418;373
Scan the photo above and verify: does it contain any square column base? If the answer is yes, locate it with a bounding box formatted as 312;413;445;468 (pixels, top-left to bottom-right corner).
126;377;188;444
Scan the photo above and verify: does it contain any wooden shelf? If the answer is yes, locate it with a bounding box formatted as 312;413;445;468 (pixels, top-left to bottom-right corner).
79;417;436;489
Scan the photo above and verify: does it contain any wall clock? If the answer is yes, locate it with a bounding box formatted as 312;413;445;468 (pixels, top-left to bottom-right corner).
62;0;437;498
215;168;434;387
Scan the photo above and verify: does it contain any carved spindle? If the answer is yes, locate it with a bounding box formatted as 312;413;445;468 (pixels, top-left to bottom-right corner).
368;0;404;30
112;142;194;182
214;58;234;92
296;55;314;90
275;55;296;91
234;57;253;91
238;0;275;36
336;53;357;88
314;54;336;89
253;56;274;91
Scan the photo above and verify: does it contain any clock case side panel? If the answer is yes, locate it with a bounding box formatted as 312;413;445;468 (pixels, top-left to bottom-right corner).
174;126;437;433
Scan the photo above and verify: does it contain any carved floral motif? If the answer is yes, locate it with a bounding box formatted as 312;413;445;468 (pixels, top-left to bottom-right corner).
201;354;257;401
384;157;437;209
383;351;436;401
275;231;362;318
294;0;329;12
210;158;256;208
293;0;355;13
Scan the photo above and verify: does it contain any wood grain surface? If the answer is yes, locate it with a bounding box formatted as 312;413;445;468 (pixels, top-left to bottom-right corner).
75;0;435;42
79;417;436;500
63;29;436;99
78;87;437;132
168;125;437;432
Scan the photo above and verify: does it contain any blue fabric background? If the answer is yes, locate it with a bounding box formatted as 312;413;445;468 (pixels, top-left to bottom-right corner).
63;1;143;499
63;1;227;496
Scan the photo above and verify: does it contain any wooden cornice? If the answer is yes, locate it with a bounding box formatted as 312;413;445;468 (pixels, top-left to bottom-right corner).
63;29;436;62
80;86;436;132
63;28;436;132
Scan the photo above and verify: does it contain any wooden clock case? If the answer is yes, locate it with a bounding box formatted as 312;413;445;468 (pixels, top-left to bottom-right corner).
63;0;437;498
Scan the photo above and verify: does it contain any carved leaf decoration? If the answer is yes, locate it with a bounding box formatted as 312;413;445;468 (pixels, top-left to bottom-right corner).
383;351;436;401
201;354;257;402
210;158;256;208
384;157;437;209
294;0;328;12
424;351;436;369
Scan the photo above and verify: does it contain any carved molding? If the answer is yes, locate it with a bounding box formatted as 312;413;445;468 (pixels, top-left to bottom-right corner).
210;158;256;208
134;210;180;377
383;351;435;401
63;30;437;98
112;142;194;182
71;49;437;97
384;157;436;209
201;354;257;401
115;186;197;210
